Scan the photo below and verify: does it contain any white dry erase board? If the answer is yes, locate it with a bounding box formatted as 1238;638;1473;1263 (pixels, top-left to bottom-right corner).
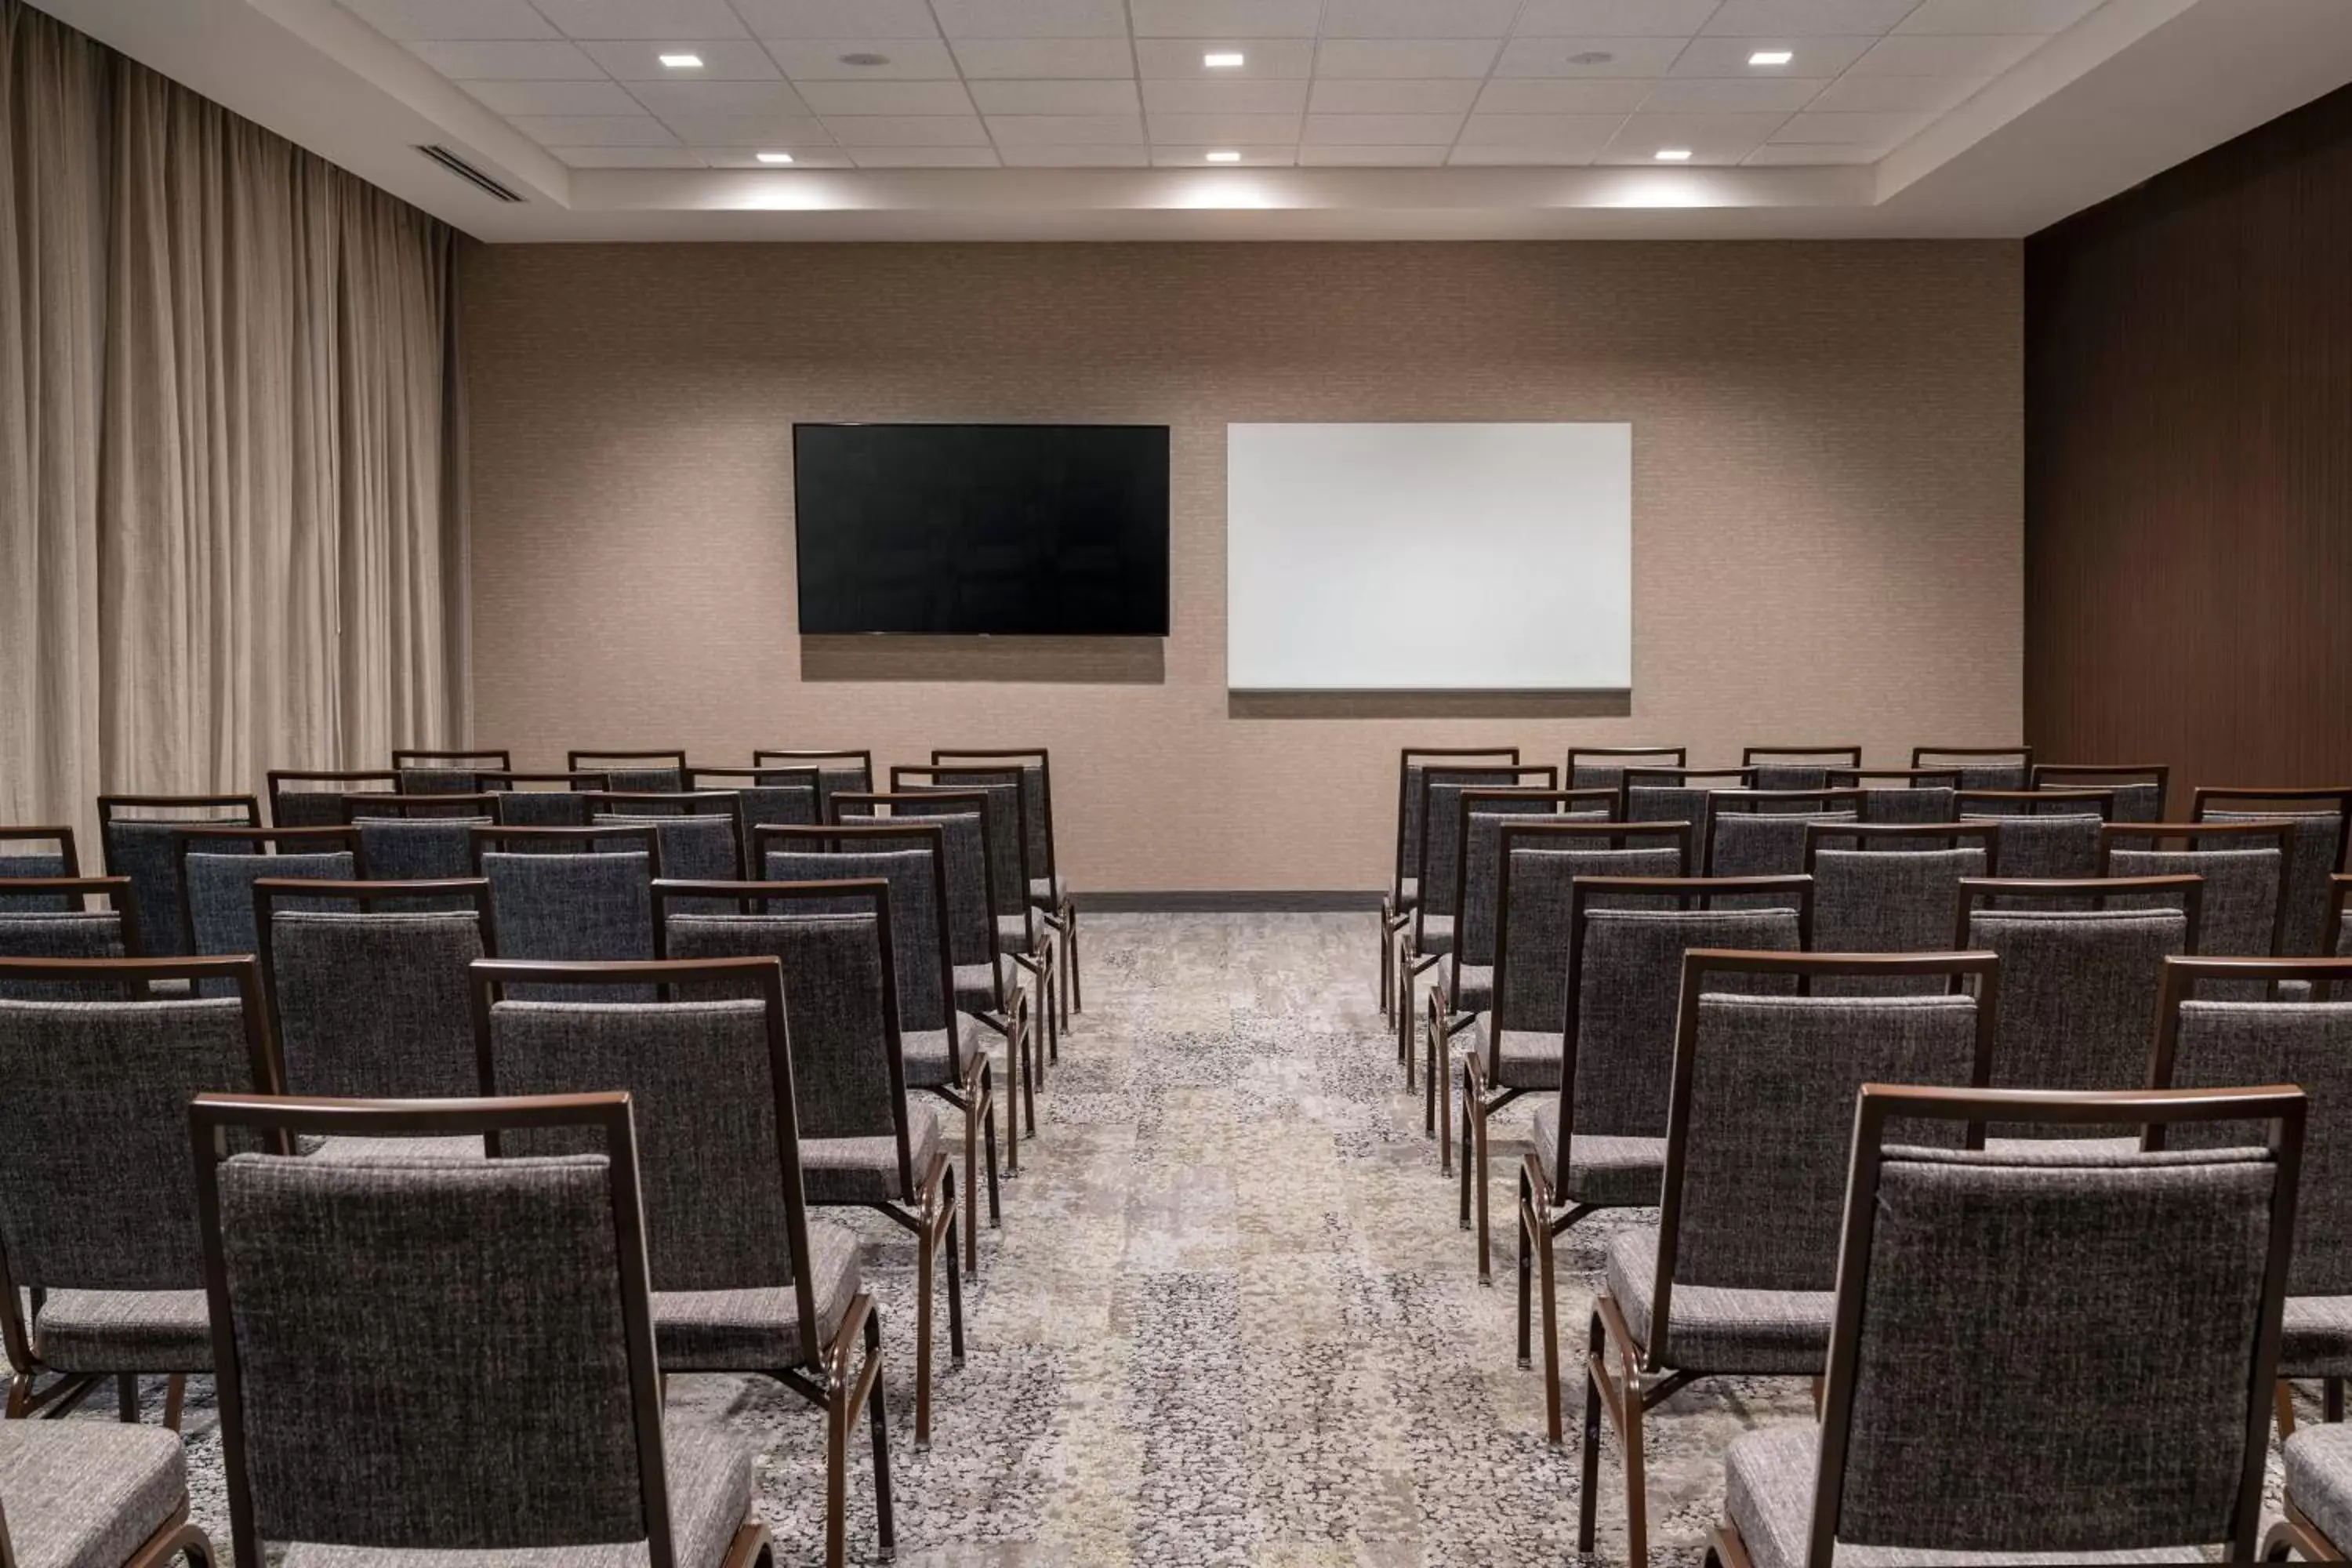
1224;422;1632;692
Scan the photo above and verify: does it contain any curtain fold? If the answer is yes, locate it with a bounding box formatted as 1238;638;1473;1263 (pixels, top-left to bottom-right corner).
1;0;461;846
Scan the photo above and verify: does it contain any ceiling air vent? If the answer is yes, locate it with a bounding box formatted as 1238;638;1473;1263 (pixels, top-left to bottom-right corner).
416;145;524;203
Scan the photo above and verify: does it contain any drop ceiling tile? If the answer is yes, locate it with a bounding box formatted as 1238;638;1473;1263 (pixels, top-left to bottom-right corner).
822;114;993;145
1473;77;1649;113
928;0;1128;39
764;38;960;77
1457;112;1626;151
1146;78;1312;115
1149;144;1295;165
1744;141;1878;162
1300;143;1448;165
654;111;832;141
547;145;707;166
1596;110;1789;162
579;40;782;78
695;145;856;165
343;0;554;42
793;79;976;114
952;38;1137;77
1450;138;1610;164
626;78;814;114
532;0;746;41
997;143;1150;165
1129;0;1321;37
408;41;605;78
1700;0;1919;35
972;79;1143;114
460;78;641;114
1667;35;1876;74
1303;112;1464;144
1145;112;1305;143
1639;75;1828;112
1894;0;2101;34
729;0;941;39
510;114;683;145
1511;0;1722;34
1319;0;1523;38
1306;78;1479;114
1770;109;1929;144
985;113;1146;143
1493;37;1687;76
1804;72;1986;112
1134;38;1315;78
848;145;1003;165
1316;39;1503;78
1849;34;2045;74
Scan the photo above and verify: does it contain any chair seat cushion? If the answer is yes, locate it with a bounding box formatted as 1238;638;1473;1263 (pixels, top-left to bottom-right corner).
0;1417;187;1568
995;912;1037;954
900;1018;973;1091
2283;1295;2352;1378
803;1105;945;1207
303;1134;487;1164
1605;1229;1833;1376
1027;874;1069;909
654;1221;862;1372
31;1289;211;1374
953;956;1018;1013
1473;1014;1559;1091
281;1425;753;1568
2288;1425;2352;1563
1724;1425;2216;1567
1443;961;1493;1015
1529;1104;1662;1207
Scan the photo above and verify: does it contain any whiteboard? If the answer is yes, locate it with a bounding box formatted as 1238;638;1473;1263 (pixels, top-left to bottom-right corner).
1225;422;1632;691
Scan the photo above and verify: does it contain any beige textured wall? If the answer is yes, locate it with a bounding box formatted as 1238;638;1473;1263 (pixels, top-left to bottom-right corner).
463;241;2022;892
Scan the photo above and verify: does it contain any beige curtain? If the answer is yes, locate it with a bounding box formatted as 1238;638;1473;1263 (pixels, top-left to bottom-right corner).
1;0;463;847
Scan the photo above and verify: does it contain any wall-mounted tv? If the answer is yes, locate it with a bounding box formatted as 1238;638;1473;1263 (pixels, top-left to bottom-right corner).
793;422;1171;637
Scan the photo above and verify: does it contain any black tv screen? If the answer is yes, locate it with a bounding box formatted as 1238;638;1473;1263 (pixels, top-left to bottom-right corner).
793;423;1171;637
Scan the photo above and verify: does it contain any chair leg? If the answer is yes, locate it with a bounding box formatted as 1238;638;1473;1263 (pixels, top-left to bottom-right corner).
914;1209;936;1453
1378;905;1393;1020
1064;901;1081;1014
983;1073;1004;1224
825;1368;850;1568
162;1374;185;1432
865;1308;896;1564
118;1372;140;1422
1473;1093;1495;1284
2281;1380;2300;1439
964;1091;982;1273
1537;1212;1562;1443
1577;1311;1605;1553
1621;1364;1651;1566
944;1168;967;1370
1515;1167;1534;1370
1458;1073;1475;1232
2330;1375;2345;1423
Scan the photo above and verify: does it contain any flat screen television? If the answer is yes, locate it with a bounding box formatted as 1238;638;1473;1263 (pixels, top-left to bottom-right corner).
793;422;1171;637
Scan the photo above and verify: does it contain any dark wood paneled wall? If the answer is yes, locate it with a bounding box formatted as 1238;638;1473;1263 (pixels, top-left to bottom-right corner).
2026;82;2352;797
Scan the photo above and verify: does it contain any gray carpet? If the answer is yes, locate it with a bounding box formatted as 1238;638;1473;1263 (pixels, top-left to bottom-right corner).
67;913;2300;1563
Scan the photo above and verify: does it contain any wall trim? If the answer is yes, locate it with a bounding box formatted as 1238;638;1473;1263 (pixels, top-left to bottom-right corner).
1078;890;1384;913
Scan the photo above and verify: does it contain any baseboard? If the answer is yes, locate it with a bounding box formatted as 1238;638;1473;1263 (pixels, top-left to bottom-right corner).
1077;890;1383;913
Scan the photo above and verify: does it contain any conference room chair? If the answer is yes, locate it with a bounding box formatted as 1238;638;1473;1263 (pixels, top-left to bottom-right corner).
1709;1083;2302;1568
0;1417;216;1567
1955;786;2114;880
588;790;751;893
1803;822;1997;988
1701;789;1863;878
933;748;1080;1021
390;745;512;797
0;825;78;906
481;768;612;829
172;826;361;990
263;768;397;827
1738;745;1863;795
346;798;495;895
2031;760;2170;822
0;954;278;1428
1520;873;1812;1441
98;793;260;956
0;877;140;985
652;888;964;1452
1383;746;1519;1022
2194;785;2352;956
1458;819;1684;1281
189;1091;793;1568
760;821;1000;1261
1620;766;1758;866
570;747;688;793
688;764;822;837
2102;820;2292;965
1582;949;1999;1565
754;748;876;823
469;824;662;1000
1401;763;1558;1065
892;765;1058;1061
1566;745;1686;791
1910;742;2034;794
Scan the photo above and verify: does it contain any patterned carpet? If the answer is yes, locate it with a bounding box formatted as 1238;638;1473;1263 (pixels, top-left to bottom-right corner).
86;913;2301;1563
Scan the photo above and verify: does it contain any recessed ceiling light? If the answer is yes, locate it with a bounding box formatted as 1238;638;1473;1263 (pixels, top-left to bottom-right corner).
1654;147;1693;161
756;151;793;165
1203;51;1245;68
1748;49;1795;66
658;53;702;69
837;51;891;67
1205;150;1241;163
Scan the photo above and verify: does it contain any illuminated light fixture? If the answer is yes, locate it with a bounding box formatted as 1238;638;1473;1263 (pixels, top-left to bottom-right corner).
1206;149;1241;162
756;151;794;164
1203;51;1245;67
1654;147;1693;161
658;53;703;68
1748;49;1794;65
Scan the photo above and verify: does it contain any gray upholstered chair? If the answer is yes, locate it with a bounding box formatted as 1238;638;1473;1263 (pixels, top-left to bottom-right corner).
1701;789;1863;878
481;769;612;829
1803;821;1995;992
934;748;1080;1022
0;825;79;908
754;748;874;826
470;824;662;1000
2194;786;2352;956
390;745;511;797
1620;767;1757;866
1457;819;1683;1282
652;885;964;1450
759;821;1001;1259
1957;786;2114;880
0;955;278;1429
1911;742;2033;793
1384;748;1519;1023
1583;949;1999;1564
1711;1083;2302;1568
2033;761;2169;823
0;877;142;989
589;793;752;893
688;764;822;839
346;798;495;900
1824;767;1961;837
569;748;688;793
172;826;361;991
0;1417;216;1566
892;766;1059;1063
191;1091;795;1568
264;769;398;827
1400;764;1558;1067
1566;745;1684;792
1519;875;1812;1441
2102;820;2291;961
1739;745;1862;796
98;794;260;957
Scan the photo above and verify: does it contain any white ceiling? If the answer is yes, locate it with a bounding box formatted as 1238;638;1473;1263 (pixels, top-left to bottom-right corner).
27;0;2352;239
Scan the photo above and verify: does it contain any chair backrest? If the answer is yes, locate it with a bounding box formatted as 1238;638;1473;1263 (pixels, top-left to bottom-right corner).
688;767;822;835
192;1092;683;1566
2032;762;2169;822
1566;745;1684;791
1552;877;1810;1171
1805;823;1996;967
1417;765;1558;932
0;878;141;992
1452;788;1602;975
1621;768;1757;865
350;814;494;894
753;750;874;824
0;826;82;911
1740;746;1863;796
935;749;1057;882
834;791;996;969
2101;822;2290;959
393;749;509;797
99;793;260;956
260;880;493;1101
894;766;1029;921
1393;748;1518;894
348;790;502;822
1806;1083;2299;1566
1911;745;2033;793
1958;877;2198;1119
589;793;749;885
473;826;662;1000
2194;787;2352;956
1647;951;1997;1361
1489;822;1686;1038
2152;957;2352;1299
757;822;955;1036
267;770;398;827
1957;787;2112;881
1703;791;1864;877
484;771;611;830
568;751;688;794
176;826;364;967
